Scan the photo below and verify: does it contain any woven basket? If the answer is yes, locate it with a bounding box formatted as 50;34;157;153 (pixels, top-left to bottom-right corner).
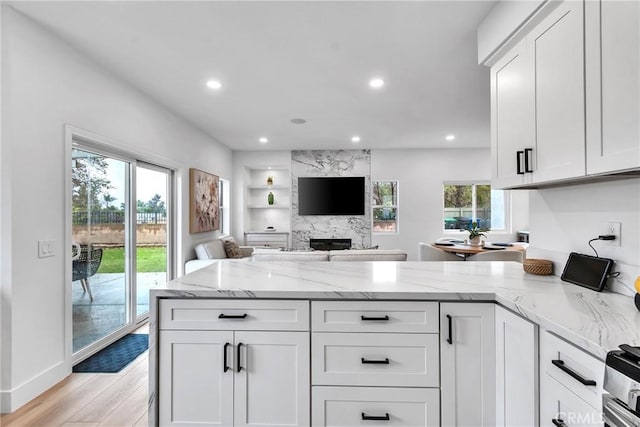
523;258;553;276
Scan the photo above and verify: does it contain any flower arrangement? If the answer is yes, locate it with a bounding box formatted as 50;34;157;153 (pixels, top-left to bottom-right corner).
461;221;489;240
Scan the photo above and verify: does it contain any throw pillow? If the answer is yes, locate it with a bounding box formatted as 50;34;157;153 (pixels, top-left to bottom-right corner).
223;239;243;259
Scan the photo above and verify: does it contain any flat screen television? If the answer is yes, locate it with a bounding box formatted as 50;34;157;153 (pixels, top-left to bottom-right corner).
298;177;365;215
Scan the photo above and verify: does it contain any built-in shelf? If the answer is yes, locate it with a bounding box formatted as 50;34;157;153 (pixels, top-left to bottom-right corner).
247;185;290;190
247;205;290;209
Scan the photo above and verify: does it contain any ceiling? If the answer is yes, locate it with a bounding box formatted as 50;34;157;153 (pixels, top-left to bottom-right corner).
11;1;496;151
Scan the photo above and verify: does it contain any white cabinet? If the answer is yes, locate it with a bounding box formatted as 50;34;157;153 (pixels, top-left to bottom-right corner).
491;39;534;189
529;0;586;183
244;231;289;248
158;300;310;427
495;306;539;427
440;303;496;427
585;0;640;174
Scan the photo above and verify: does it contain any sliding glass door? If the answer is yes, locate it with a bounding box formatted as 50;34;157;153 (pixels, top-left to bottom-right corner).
71;144;173;361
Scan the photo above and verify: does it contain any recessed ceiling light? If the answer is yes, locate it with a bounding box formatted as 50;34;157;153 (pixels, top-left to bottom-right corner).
259;137;269;144
351;136;361;143
445;134;456;141
369;78;385;89
206;80;222;90
290;118;307;124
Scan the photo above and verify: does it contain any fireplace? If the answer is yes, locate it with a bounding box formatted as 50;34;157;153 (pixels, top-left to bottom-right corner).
309;238;352;251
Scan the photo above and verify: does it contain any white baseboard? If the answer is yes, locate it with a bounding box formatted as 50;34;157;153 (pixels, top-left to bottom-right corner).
0;360;70;413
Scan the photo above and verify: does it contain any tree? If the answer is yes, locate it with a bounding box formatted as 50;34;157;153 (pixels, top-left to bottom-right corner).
72;155;113;211
147;193;166;214
444;185;472;208
103;194;117;210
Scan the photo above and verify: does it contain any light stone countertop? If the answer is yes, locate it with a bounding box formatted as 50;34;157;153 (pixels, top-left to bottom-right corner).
151;260;640;360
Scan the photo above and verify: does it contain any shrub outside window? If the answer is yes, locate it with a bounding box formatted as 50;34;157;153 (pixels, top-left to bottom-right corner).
443;183;507;231
373;181;398;233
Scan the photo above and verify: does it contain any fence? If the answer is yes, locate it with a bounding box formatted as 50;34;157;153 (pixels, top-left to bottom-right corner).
72;211;167;225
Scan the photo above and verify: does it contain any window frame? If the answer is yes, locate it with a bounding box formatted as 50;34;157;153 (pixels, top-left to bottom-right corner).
219;178;231;237
442;181;510;234
372;180;399;235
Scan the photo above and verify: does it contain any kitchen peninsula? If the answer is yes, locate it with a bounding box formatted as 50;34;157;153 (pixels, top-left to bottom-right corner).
149;261;640;426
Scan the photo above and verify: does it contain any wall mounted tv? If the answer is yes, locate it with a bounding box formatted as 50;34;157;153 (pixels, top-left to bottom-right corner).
298;177;365;215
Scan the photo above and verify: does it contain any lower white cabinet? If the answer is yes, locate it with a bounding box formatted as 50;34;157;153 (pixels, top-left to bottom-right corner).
312;386;440;426
540;375;603;427
440;303;496;427
159;330;309;426
495;306;539;427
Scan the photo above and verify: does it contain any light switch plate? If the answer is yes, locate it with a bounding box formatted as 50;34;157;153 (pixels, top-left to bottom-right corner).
38;240;55;258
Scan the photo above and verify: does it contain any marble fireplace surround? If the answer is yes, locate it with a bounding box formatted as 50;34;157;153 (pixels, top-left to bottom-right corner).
291;150;371;250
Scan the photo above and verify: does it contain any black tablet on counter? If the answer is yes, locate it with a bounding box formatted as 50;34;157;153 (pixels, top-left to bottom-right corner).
561;252;615;292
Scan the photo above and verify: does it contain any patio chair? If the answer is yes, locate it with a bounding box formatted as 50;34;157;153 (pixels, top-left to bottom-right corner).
72;245;103;301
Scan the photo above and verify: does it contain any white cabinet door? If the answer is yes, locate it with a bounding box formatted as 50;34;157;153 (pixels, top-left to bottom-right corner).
440;303;496;427
234;331;310;427
491;39;534;189
159;330;234;427
495;306;539;427
585;0;640;174
530;1;586;183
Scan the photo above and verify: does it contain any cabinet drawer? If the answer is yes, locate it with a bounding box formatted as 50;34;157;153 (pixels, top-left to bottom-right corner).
312;333;439;387
540;373;602;427
312;301;438;333
540;331;604;409
159;299;309;331
312;386;440;426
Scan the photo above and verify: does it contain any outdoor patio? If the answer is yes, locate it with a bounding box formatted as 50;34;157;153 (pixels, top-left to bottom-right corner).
72;272;164;352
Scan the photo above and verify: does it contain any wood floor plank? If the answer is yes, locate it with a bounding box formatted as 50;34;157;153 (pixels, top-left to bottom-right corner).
97;383;148;427
61;423;100;427
1;374;96;426
132;411;148;427
69;361;147;423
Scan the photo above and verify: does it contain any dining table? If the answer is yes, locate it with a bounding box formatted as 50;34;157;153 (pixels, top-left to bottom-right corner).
431;241;527;260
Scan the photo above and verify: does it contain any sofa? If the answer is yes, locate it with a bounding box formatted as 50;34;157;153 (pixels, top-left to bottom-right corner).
184;239;254;274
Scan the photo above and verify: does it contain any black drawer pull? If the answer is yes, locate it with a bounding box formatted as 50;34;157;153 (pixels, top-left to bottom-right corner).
446;314;453;345
524;148;533;173
361;357;390;365
552;418;565;427
551;360;596;386
361;315;390;321
361;413;390;421
237;343;244;372
516;151;525;175
218;313;248;319
223;342;230;372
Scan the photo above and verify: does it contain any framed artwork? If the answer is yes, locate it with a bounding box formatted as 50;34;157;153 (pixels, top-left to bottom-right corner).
189;168;220;233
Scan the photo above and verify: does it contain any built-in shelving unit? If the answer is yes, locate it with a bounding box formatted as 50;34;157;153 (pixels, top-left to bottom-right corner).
244;165;291;245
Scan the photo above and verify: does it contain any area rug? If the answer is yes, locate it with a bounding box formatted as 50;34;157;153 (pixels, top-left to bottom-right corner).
73;334;148;373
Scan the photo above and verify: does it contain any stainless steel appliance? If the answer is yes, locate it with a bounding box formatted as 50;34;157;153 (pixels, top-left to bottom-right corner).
603;345;640;426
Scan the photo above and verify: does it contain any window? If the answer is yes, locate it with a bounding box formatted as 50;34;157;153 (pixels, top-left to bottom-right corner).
373;181;398;233
443;183;507;231
219;179;230;236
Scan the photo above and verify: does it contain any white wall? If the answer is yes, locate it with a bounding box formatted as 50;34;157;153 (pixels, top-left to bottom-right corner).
1;7;232;411
527;178;640;296
371;148;530;260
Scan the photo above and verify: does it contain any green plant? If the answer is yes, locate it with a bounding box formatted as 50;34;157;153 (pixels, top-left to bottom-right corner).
461;221;489;240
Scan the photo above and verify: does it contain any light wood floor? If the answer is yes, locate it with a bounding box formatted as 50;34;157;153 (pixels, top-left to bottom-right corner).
1;328;149;427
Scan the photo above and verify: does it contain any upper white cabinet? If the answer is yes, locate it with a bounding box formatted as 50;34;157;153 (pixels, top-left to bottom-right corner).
487;0;639;189
529;1;586;183
495;306;539;427
440;303;496;427
585;0;640;174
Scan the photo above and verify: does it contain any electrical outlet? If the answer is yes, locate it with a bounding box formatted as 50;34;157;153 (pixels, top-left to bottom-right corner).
605;222;621;246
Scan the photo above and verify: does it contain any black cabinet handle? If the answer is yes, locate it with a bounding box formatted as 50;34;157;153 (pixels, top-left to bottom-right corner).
361;357;390;364
446;314;453;345
218;313;248;319
552;418;566;427
223;342;230;372
524;148;533;173
361;315;390;321
237;343;244;372
517;151;525;175
552;360;596;386
361;413;390;421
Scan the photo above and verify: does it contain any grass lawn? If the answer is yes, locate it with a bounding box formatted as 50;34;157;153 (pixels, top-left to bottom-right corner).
98;247;167;274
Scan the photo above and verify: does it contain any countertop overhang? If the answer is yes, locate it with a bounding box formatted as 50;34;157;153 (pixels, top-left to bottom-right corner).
151;261;640;360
